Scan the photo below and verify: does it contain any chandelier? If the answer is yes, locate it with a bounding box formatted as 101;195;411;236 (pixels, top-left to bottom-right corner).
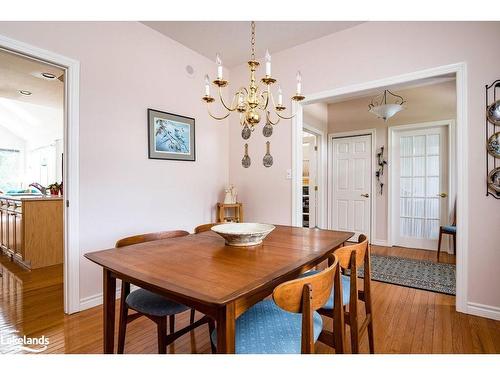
202;21;305;168
368;89;406;121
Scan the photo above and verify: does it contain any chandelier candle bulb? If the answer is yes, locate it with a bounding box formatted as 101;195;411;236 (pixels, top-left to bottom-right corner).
216;53;223;79
296;71;302;94
265;49;271;76
204;74;210;96
277;85;283;106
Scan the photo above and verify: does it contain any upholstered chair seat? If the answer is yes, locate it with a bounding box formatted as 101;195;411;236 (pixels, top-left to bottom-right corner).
125;289;190;317
442;225;456;233
211;300;323;354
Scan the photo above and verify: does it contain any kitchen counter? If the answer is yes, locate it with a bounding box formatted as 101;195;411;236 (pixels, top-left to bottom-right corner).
0;194;63;201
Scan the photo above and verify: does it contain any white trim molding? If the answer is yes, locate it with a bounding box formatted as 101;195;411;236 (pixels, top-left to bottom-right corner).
80;288;122;312
0;34;81;314
328;129;376;242
292;62;469;316
370;239;389;247
467;302;500;321
291;101;302;227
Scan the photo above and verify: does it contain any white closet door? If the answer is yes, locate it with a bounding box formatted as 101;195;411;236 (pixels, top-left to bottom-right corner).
332;135;371;241
393;126;448;250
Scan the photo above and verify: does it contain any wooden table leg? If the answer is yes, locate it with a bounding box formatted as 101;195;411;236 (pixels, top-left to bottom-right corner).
103;268;116;354
216;302;235;353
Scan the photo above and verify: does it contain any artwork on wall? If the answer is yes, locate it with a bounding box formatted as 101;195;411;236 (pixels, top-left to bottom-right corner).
147;109;195;161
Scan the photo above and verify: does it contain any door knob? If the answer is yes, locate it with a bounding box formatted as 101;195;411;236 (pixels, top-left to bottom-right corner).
436;192;448;198
360;193;369;198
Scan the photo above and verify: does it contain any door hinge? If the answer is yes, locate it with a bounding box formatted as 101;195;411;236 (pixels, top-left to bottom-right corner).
314;146;318;151
66;200;69;208
314;186;318;191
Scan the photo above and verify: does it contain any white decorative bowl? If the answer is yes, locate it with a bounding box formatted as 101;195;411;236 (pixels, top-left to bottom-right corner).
211;223;275;247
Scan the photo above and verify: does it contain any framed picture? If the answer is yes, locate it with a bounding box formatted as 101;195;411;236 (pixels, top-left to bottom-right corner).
147;108;195;161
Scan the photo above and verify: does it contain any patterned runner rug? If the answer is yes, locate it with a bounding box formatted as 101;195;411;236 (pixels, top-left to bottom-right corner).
354;255;456;295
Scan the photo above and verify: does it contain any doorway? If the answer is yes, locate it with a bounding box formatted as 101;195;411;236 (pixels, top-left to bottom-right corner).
389;121;455;251
302;129;319;228
329;133;373;240
0;33;80;314
292;63;468;313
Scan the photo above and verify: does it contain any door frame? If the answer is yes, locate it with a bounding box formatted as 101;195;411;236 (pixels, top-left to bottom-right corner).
388;120;456;251
0;33;81;314
292;62;468;314
328;129;376;241
301;123;327;228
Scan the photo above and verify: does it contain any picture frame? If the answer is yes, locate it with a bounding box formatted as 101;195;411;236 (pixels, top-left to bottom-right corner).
147;108;195;161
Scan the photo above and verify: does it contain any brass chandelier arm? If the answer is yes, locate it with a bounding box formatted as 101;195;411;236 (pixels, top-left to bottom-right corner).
206;102;232;120
274;110;296;120
269;89;297;120
218;86;239;112
266;110;280;126
258;91;270;110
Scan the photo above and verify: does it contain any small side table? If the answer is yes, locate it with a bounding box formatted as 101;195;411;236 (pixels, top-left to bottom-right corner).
216;202;243;223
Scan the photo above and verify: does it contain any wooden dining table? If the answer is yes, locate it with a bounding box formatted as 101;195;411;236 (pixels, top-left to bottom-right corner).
84;225;353;354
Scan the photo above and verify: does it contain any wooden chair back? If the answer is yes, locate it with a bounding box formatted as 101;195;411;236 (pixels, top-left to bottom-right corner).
333;234;372;353
194;223;217;234
334;234;368;270
115;230;190;248
273;254;339;353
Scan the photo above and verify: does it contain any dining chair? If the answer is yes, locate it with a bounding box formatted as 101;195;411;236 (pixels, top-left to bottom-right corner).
437;201;456;262
211;254;342;354
330;235;374;353
115;230;214;354
302;235;373;353
194;223;217;234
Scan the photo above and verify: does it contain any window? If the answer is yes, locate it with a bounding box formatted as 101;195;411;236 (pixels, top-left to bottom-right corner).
0;148;22;192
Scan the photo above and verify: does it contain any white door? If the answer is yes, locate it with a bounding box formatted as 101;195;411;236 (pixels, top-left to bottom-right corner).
331;135;371;241
392;126;448;250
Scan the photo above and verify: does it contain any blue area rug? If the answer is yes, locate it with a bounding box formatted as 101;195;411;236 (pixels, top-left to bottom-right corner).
354;255;456;295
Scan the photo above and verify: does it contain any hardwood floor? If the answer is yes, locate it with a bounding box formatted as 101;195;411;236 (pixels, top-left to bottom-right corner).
0;246;498;354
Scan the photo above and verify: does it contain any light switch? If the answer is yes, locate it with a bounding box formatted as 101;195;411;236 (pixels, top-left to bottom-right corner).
285;169;292;179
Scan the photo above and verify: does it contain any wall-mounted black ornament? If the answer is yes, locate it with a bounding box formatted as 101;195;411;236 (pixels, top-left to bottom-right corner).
376;146;388;195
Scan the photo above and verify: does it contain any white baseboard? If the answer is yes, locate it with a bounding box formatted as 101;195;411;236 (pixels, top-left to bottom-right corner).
370;239;454;254
371;239;388;247
79;287;121;311
467;302;500;321
79;284;140;311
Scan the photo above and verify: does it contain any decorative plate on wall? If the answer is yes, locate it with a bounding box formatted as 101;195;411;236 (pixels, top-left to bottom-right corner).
488;167;500;193
487;132;500;158
486;99;500;125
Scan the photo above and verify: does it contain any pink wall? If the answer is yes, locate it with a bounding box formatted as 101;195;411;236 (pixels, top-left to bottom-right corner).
0;22;229;304
228;22;500;311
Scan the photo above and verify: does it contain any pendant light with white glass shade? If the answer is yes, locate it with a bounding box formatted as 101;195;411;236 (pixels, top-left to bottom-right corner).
368;89;406;121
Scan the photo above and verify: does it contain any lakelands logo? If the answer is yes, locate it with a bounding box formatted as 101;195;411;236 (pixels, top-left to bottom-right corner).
0;330;49;353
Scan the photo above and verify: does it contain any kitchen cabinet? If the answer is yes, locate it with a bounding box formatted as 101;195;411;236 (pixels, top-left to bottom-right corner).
0;195;63;269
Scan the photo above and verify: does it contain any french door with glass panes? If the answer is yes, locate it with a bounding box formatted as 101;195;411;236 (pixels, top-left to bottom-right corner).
392;126;448;250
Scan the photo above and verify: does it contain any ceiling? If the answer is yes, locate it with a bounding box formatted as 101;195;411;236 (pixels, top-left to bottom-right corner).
0;48;64;108
322;79;457;128
0;49;64;144
142;21;364;67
